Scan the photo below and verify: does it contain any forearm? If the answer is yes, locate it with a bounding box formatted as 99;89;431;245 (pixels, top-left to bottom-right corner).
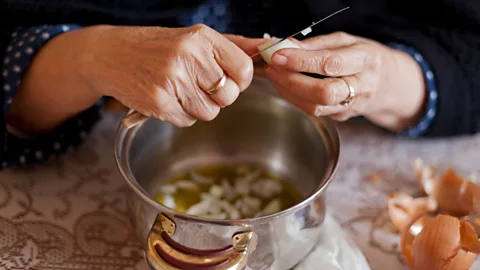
6;26;102;134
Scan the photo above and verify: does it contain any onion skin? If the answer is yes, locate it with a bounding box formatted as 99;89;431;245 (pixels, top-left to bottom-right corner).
388;192;437;231
410;215;476;270
433;169;480;217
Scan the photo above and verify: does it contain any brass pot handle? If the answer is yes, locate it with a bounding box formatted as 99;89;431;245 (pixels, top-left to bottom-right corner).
122;111;148;129
146;214;255;270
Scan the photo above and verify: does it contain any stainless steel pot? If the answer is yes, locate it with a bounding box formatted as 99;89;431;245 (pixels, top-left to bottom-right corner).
114;77;340;270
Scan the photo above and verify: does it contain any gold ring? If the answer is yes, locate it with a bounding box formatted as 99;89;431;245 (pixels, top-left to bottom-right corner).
339;79;355;107
206;75;226;94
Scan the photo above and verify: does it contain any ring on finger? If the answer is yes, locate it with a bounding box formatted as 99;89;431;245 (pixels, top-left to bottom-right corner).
206;74;227;94
339;78;355;107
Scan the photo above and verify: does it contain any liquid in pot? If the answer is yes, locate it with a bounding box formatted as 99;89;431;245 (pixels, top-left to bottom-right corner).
154;164;303;219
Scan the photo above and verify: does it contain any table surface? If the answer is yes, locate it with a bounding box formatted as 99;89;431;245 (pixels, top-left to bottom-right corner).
1;110;480;270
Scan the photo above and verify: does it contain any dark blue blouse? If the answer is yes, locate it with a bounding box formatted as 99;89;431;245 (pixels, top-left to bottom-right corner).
0;3;438;169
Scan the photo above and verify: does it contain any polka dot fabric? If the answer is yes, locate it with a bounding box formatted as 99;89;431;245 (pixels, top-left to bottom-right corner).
1;25;103;169
177;0;231;33
389;43;438;137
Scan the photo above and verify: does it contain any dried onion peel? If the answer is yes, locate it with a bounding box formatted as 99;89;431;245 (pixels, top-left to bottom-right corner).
402;214;478;270
414;159;480;217
387;192;437;232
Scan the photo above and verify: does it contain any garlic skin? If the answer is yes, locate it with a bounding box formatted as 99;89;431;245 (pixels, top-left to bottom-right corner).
257;38;300;64
410;214;476;270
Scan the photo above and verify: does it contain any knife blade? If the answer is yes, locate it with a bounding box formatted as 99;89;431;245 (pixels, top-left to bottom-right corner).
250;6;350;58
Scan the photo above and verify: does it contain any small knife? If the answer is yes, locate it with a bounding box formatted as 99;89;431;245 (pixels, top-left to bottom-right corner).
250;6;350;59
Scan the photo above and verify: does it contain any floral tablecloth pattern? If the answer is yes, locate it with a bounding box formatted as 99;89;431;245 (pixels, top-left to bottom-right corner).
1;110;480;270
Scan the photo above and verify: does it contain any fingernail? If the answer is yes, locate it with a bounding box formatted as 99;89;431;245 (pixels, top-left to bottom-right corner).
272;54;287;66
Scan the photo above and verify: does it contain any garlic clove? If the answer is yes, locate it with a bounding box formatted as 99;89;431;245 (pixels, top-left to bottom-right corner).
387;192;437;231
411;214;476;270
257;38;300;65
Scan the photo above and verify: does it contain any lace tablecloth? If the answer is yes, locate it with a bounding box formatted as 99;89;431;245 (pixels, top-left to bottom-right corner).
1;110;480;270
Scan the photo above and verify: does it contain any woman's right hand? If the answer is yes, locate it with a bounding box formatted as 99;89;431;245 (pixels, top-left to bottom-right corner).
76;24;263;127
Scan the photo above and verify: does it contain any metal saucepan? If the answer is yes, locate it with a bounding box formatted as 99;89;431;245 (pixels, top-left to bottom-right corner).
114;77;341;269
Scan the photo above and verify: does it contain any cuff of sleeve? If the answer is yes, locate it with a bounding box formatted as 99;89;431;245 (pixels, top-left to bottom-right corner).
388;43;438;137
1;25;103;168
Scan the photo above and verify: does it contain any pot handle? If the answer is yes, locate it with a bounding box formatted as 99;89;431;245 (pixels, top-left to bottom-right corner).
146;213;255;270
122;111;148;129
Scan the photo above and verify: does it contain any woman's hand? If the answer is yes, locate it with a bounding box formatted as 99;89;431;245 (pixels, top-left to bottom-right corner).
265;32;427;132
7;24;264;133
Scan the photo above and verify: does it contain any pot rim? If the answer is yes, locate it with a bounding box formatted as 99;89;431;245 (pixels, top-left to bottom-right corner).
114;77;341;225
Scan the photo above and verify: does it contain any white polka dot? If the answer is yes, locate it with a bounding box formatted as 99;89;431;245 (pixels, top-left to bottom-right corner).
14;52;21;58
35;151;43;159
19;156;26;163
3;57;10;64
53;142;61;151
80;131;87;139
419;121;428;130
34;29;41;34
430;91;438;100
17;41;24;47
2;71;7;78
62;25;70;32
7;99;12;104
41;33;50;39
29;36;35;42
12;65;20;73
427;108;435;118
6;46;12;52
414;53;423;62
11;32;17;37
25;47;33;54
426;71;434;80
3;84;10;92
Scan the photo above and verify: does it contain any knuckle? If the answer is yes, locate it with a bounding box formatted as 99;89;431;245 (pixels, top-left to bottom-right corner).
318;81;340;105
236;59;254;91
365;52;382;69
322;54;344;76
190;23;211;34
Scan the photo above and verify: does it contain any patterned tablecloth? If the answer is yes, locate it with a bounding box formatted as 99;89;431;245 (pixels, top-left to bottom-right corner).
1;108;480;270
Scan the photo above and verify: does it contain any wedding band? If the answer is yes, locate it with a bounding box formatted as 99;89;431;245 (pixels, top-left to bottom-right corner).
206;74;226;94
339;79;355;107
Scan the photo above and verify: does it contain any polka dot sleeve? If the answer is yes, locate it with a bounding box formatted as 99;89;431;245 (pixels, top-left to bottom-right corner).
1;25;103;169
389;43;438;137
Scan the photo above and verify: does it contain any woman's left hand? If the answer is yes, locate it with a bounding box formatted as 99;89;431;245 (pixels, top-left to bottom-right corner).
265;32;427;131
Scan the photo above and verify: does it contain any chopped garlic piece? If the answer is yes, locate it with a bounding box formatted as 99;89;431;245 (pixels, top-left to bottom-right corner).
186;197;214;216
218;200;241;219
190;171;213;184
209;185;224;198
175;180;199;190
252;178;283;198
163;195;176;208
159;184;177;194
255;199;282;217
234;169;262;196
236;196;262;216
221;178;236;201
301;27;312;36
